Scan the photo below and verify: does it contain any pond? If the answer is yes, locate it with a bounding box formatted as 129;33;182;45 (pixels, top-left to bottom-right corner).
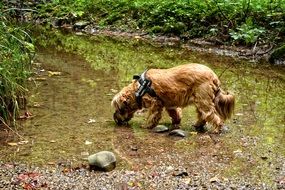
1;29;284;187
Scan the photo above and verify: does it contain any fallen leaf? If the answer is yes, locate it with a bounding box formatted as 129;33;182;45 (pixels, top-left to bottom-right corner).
87;119;96;123
18;140;29;145
33;103;42;108
19;112;33;120
233;149;243;154
110;89;118;93
34;77;47;81
7;142;18;146
190;131;198;135
48;71;61;77
81;151;89;156
85;140;92;145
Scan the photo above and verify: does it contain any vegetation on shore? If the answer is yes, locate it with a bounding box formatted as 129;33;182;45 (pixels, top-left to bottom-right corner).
0;4;34;125
29;0;285;46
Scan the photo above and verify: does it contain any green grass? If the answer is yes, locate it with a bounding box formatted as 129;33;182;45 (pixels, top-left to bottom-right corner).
0;10;34;125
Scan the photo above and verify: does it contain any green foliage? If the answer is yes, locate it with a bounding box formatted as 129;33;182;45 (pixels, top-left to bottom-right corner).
230;18;265;45
82;0;285;44
35;0;87;19
31;0;285;45
0;9;34;124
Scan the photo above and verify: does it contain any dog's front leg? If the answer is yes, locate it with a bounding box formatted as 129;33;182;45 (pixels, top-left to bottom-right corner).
166;107;182;129
144;99;163;129
194;109;207;132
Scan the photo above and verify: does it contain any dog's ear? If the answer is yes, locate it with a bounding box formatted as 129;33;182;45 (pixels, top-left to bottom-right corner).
119;96;129;110
120;96;127;103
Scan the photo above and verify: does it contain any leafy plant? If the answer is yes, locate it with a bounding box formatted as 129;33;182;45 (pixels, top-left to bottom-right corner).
230;18;265;45
0;8;34;125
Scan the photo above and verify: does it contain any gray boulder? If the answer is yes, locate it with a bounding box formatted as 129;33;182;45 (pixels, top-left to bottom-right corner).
88;151;116;171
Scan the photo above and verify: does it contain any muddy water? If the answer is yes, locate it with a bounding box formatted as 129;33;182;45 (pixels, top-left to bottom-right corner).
1;31;284;186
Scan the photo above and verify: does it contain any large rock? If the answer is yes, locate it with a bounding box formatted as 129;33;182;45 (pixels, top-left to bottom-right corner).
88;151;116;171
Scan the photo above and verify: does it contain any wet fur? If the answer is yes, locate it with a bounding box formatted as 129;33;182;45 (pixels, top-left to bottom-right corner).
111;64;235;133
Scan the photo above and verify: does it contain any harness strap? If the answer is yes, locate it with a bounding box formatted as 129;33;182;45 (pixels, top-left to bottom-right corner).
133;70;157;109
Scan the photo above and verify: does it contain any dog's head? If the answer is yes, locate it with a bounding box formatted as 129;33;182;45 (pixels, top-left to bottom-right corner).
111;83;139;125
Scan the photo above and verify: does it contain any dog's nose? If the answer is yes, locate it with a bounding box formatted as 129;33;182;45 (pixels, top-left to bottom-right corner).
113;111;127;125
113;112;122;125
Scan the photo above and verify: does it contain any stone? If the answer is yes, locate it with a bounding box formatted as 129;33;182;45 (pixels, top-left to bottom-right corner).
169;129;187;137
153;125;169;133
73;21;89;30
221;125;230;133
173;171;189;177
88;151;116;172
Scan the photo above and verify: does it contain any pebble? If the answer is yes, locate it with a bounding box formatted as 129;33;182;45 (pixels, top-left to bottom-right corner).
153;125;169;133
169;129;187;137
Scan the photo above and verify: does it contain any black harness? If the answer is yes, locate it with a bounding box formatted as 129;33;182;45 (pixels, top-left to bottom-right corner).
133;70;157;109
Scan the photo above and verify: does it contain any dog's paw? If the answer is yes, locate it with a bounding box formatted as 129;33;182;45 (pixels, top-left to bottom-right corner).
172;124;181;130
212;125;229;134
193;125;207;133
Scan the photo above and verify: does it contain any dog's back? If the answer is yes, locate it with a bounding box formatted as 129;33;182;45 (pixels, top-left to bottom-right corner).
148;63;220;85
146;64;221;107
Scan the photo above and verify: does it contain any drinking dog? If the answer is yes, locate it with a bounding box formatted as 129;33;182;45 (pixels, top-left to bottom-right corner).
111;64;235;133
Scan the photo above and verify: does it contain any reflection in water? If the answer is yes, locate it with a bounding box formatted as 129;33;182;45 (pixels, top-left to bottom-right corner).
0;30;284;186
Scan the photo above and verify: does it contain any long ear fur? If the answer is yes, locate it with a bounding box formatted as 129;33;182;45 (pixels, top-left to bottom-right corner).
111;93;122;110
215;90;235;120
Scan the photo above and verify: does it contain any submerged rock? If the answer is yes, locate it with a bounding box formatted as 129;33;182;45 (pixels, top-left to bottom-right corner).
88;151;116;172
169;129;187;137
153;125;169;133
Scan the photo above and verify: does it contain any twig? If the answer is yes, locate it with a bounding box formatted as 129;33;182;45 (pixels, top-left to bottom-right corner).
0;117;25;140
213;0;232;25
240;44;273;57
3;8;38;13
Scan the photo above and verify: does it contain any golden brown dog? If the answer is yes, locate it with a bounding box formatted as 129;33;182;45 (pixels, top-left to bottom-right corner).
111;64;235;133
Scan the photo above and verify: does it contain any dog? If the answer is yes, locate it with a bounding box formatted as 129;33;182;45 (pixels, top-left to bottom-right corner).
111;64;235;133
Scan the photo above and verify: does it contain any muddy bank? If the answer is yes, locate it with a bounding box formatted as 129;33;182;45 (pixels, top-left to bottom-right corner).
56;23;277;64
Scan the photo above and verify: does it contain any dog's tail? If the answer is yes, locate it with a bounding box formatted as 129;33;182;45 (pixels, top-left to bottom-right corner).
214;88;235;120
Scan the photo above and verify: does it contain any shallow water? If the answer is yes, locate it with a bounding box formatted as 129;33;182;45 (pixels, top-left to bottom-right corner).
1;30;284;186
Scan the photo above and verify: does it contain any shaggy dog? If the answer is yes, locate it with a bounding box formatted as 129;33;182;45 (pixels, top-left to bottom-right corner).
111;64;235;133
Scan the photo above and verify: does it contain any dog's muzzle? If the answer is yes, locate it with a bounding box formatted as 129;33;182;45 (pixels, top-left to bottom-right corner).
113;110;131;125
